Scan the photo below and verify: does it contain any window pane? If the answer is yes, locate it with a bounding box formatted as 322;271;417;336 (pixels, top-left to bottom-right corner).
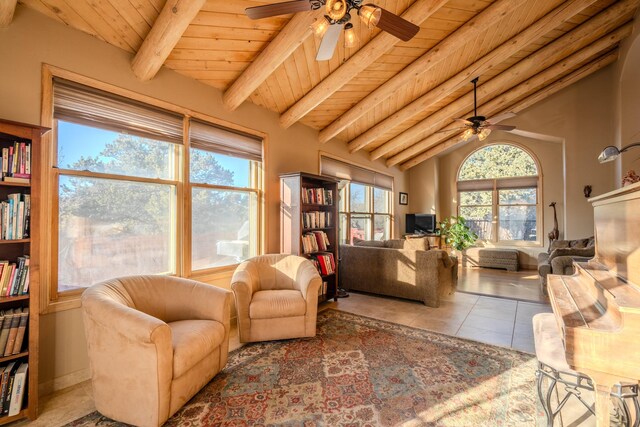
350;215;372;242
339;184;347;212
459;191;492;206
374;215;390;241
192;188;257;270
458;144;538;180
350;183;367;212
459;206;493;241
374;188;390;214
339;213;348;244
57;120;176;180
190;148;253;187
499;206;537;241
58;176;175;292
499;188;537;205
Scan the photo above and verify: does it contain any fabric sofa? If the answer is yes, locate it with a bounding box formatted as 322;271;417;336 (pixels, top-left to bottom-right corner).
538;236;595;294
339;237;457;307
82;275;232;427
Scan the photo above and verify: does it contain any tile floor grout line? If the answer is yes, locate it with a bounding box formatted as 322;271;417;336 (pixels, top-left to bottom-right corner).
510;301;520;347
454;294;479;335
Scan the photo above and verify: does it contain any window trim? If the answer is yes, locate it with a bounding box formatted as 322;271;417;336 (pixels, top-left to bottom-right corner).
40;64;266;313
455;142;543;247
339;183;393;243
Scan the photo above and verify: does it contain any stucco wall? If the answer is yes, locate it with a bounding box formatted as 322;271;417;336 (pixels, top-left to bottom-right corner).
0;6;410;393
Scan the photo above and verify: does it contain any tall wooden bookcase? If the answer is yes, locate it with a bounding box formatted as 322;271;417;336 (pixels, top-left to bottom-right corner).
280;172;339;303
0;119;46;424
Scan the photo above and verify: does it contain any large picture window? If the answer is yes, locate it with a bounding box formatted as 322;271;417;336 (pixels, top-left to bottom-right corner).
51;78;263;298
457;144;540;244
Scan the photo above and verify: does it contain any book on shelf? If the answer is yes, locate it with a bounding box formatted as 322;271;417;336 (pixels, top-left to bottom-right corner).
301;231;330;254
302;211;332;229
0;310;14;354
3;308;21;357
301;187;333;205
310;253;335;276
1;362;19;415
318;281;328;296
0;257;29;296
10;309;27;355
1;142;31;184
0;193;30;240
7;363;27;416
0;362;15;415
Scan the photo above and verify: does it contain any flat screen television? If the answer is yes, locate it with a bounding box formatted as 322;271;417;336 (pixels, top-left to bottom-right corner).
406;214;436;234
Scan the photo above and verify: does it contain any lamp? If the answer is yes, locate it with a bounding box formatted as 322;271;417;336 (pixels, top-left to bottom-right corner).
344;23;357;48
477;128;491;141
326;0;347;20
311;16;330;37
358;3;381;28
598;143;640;163
462;128;474;141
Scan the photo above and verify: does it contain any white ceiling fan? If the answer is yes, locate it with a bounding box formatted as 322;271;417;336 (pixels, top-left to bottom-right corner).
246;0;421;61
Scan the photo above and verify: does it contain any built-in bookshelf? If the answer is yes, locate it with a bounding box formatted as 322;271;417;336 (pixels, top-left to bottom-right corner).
0;119;47;424
280;172;339;303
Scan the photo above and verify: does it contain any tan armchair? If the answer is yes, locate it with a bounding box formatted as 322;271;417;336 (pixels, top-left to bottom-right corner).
231;254;322;343
81;275;232;427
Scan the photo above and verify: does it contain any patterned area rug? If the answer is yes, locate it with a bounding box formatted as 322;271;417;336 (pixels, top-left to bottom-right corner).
67;309;541;426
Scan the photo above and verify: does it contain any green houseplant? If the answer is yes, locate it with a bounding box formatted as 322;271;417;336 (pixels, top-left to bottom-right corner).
438;216;477;253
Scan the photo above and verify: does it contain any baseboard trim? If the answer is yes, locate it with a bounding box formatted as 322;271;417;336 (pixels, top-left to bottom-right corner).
39;368;91;396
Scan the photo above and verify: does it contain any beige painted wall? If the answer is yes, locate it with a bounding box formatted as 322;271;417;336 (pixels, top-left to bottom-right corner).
0;6;410;392
410;65;618;268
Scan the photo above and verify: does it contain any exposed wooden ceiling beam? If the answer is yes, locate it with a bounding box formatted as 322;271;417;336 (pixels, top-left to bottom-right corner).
131;0;206;81
223;9;322;111
345;0;601;155
317;0;527;143
378;3;635;163
278;0;448;129
398;50;620;171
0;0;17;27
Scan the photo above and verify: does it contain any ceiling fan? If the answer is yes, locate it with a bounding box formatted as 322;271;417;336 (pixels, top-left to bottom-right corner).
445;77;517;142
246;0;420;61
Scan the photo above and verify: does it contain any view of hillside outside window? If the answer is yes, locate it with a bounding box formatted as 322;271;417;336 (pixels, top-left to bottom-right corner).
339;183;392;243
457;144;539;244
53;79;262;294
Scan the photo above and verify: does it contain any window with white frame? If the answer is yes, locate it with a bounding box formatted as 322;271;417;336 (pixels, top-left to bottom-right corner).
52;78;263;295
457;144;540;244
320;156;393;244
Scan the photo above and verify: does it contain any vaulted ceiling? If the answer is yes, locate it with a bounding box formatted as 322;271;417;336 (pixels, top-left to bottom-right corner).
15;0;640;170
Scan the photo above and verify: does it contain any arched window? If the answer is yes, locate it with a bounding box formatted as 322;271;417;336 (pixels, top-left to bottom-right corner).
457;144;540;244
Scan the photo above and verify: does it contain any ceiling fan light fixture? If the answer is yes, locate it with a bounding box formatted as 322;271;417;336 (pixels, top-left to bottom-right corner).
478;128;491;141
358;4;381;28
311;16;330;37
344;23;357;48
326;0;347;21
462;128;474;141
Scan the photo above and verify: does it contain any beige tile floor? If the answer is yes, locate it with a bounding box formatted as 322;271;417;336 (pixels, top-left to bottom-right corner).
13;283;556;427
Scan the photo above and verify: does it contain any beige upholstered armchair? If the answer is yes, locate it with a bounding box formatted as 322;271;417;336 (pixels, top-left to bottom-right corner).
231;254;322;343
81;275;232;427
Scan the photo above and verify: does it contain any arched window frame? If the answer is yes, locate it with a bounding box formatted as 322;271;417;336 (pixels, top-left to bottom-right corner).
456;142;543;246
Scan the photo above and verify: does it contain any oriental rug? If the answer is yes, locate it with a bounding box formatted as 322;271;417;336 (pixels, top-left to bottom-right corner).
66;309;542;426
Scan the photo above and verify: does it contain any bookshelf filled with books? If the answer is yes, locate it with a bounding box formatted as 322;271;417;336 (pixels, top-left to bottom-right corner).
0;119;47;424
280;172;339;303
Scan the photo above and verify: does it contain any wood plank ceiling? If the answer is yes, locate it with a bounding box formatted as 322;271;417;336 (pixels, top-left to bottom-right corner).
18;0;640;170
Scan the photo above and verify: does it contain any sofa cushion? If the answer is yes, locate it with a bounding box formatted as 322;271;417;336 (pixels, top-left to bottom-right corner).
169;319;225;378
403;237;430;251
384;239;405;249
250;290;306;319
353;238;386;248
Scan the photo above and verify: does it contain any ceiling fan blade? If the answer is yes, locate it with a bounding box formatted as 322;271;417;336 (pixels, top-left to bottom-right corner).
508;129;564;142
316;24;343;61
486;124;516;131
486;111;516;124
435;127;466;134
245;1;311;20
454;118;474;126
376;8;420;42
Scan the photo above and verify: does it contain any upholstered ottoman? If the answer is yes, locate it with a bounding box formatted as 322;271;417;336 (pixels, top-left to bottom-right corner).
464;248;519;271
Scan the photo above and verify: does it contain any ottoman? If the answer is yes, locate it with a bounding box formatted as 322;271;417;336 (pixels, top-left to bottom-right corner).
464;248;519;271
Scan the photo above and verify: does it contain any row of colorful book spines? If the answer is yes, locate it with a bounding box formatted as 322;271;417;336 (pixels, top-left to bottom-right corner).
0;361;28;417
302;232;330;254
311;253;336;276
0;197;30;240
302;212;332;229
0;262;29;297
1;142;31;177
0;308;28;358
318;281;329;296
302;188;333;205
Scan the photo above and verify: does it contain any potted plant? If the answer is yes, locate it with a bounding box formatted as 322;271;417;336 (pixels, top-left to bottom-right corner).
438;216;477;256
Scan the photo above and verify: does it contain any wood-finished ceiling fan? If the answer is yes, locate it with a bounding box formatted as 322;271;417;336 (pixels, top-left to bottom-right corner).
444;77;517;142
246;0;420;61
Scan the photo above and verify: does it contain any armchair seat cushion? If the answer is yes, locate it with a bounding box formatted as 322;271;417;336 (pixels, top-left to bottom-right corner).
169;320;225;379
250;290;306;319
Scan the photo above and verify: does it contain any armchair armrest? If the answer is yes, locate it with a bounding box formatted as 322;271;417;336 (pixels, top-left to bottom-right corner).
292;260;322;301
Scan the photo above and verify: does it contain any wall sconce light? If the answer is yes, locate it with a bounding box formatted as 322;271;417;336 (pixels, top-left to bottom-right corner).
583;185;592;198
597;143;640;163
